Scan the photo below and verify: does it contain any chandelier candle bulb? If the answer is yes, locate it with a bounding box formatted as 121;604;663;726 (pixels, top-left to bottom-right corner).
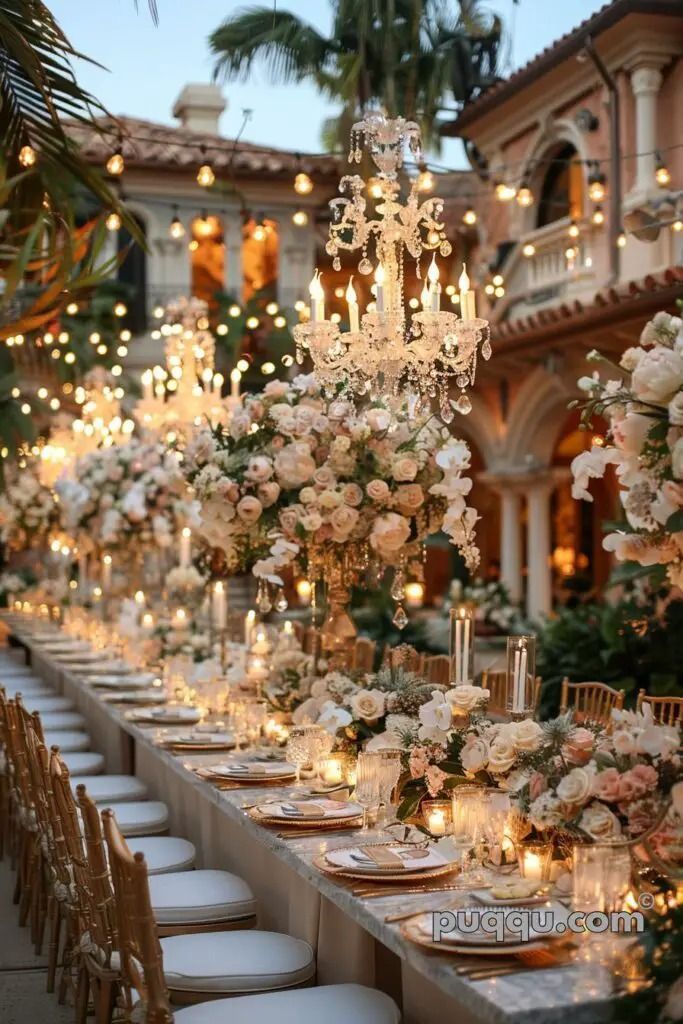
134;590;145;607
346;278;360;332
428;256;441;312
102;554;112;592
309;272;325;322
212;581;227;631
179;527;192;568
458;265;474;323
244;609;256;647
230;368;241;399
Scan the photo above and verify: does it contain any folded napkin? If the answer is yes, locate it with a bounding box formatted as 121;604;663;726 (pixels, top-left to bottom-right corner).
282;802;325;818
358;846;405;869
229;763;268;775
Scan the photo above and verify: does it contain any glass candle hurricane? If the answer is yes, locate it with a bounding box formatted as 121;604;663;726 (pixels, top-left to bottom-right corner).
506;635;537;717
572;841;633;914
449;604;475;685
517;839;553;882
422;799;453;837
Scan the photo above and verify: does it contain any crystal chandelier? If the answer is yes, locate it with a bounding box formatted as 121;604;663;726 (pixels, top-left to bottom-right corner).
293;113;491;420
135;297;231;437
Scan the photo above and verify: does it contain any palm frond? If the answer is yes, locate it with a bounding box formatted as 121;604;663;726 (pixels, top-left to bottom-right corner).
210;7;333;84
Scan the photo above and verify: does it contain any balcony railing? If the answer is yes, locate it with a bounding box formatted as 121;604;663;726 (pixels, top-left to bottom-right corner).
518;216;596;297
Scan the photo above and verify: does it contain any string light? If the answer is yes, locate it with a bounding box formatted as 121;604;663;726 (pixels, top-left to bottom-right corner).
463;207;477;226
617;229;627;248
568;219;580;239
273;315;286;328
673;219;683;232
246;316;259;329
113;301;127;317
416;164;435;192
196;146;215;187
65;302;78;315
261;361;275;375
236;358;250;373
169;207;185;239
106;148;124;176
106;211;121;231
252;221;267;242
492;273;504;288
655;152;670;187
294;170;313;195
516;182;533;207
19;145;37;167
587;163;607;202
228;304;241;317
265;301;279;315
591;205;605;226
495;181;516;201
522;242;536;257
292;209;308;226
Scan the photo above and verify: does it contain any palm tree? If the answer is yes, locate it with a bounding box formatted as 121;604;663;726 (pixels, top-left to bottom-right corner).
209;0;503;151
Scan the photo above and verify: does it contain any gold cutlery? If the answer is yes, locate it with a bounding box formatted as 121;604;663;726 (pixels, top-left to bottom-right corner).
276;827;360;839
355;883;462;899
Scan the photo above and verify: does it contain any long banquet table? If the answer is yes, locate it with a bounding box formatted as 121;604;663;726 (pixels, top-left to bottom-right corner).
7;622;616;1024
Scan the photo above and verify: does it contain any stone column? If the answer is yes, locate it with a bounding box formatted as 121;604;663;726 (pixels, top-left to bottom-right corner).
224;213;244;302
500;489;522;602
526;478;554;620
277;214;316;309
630;65;663;196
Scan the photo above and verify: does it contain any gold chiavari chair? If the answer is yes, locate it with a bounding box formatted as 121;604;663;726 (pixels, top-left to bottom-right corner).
481;671;543;718
350;636;376;673
423;654;451;687
559;678;625;726
302;626;321;657
290;620;305;645
636;690;683;727
101;808;400;1024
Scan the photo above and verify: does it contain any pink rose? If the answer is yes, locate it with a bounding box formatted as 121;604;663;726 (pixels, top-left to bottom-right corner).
370;512;411;562
394;483;424;516
274;443;315;488
245;456;273;483
425;764;448;798
392;455;419;482
329;505;359;541
257;482;280;507
313;466;337;490
562;727;595;765
409;746;431;779
236;496;262;524
592;767;621;803
529;771;547;801
342;483;363;507
367;479;390;503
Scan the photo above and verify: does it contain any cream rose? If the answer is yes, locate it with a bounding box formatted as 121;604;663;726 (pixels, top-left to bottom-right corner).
556;766;593;807
318;489;343;510
245;455;273;483
510;718;544;752
329;505;359;540
349;688;386;723
313;466;337;490
669;392;683;426
366;407;392;432
370;512;411;561
460;735;489;774
257;482;280;507
445;684;488;715
392;455;419;482
395;483;424;515
367;479;390;503
342;483;363;507
487;735;517;774
273;443;316;488
235;495;263;524
579;802;622;841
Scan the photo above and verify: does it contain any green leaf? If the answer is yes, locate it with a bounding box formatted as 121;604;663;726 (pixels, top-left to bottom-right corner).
665;509;683;533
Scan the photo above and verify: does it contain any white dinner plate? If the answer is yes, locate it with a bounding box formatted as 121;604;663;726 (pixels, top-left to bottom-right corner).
208;761;297;780
161;732;235;749
101;689;167;705
127;706;202;725
89;673;156;689
255;798;362;821
325;844;449;875
415;901;570;946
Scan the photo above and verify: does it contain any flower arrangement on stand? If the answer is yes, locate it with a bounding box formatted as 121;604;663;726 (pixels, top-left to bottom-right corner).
571;309;683;589
0;462;58;550
182;372;479;655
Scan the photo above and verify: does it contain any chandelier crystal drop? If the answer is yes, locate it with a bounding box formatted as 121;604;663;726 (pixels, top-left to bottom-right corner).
293;112;491;419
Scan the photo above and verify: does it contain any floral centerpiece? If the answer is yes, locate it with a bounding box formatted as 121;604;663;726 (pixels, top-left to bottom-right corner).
56;439;198;556
571;309;683;589
0;463;58;549
183;372;479;643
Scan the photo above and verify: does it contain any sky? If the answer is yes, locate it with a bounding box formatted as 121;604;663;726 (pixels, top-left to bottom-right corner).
50;0;604;168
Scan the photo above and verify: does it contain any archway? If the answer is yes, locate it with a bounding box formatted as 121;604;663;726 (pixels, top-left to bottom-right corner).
242;217;279;302
190;213;225;312
536;142;583;228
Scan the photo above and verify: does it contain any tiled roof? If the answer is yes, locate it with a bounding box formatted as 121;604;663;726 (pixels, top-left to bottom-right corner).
492;266;683;348
442;0;682;136
67;116;342;179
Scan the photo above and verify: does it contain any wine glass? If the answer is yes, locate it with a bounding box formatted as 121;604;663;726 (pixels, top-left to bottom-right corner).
286;724;322;786
375;750;402;828
451;784;488;887
353;751;381;833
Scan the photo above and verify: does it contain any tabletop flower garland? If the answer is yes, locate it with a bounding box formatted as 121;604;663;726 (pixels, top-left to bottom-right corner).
182;373;479;605
56;439;198;555
570;309;683;590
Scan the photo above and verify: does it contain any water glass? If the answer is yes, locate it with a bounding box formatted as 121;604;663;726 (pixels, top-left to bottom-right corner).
286;724;325;785
375;749;402;827
451;784;489;886
354;751;381;832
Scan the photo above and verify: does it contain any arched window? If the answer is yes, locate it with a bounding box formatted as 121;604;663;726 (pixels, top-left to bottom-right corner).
190;214;225;311
118;214;147;334
536;143;583;228
242;217;279;302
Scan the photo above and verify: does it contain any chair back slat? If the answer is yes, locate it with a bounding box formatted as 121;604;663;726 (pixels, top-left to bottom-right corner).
351;637;376;673
76;785;118;955
560;679;624;726
102;809;172;1024
636;690;683;727
482;671;543;718
423;654;451;687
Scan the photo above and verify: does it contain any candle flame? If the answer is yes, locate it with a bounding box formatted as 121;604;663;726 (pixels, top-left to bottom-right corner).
214;580;224;594
374;263;385;284
428;254;440;284
182;526;191;538
345;276;357;304
230;368;241;384
309;270;324;299
459;263;470;291
141;369;153;386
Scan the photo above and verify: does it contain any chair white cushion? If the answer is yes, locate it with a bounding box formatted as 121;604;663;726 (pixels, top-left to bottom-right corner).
43;730;90;753
39;711;86;731
148;870;256;925
3;682;52;697
173;984;401;1024
23;696;74;713
62;751;105;775
107;800;169;836
71;774;148;803
160;930;313;994
132;836;196;875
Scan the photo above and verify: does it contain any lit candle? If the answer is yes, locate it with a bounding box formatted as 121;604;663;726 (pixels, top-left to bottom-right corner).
512;647;522;713
295;579;312;606
212;580;227;631
179;526;192;568
251;628;271;657
244;609;256;647
404;581;424;608
171;607;187;630
309;271;325;322
134;590;145;607
428;255;441;312
212;372;224;397
141;369;153;401
102;554;112;592
321;757;344;786
141;611;154;632
230;368;241;399
346;277;359;333
427;808;447;836
374;263;385;313
459;263;476;322
420;281;431;311
523;851;543;880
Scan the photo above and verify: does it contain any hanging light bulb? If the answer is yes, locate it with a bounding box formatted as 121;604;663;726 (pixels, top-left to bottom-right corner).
492;273;504;287
65;302;78;316
516;181;533;207
591;205;605;226
655;152;670;187
522;242;536;257
617;229;627;248
416;164;435;192
19;144;37;167
462;206;477;226
673;219;683;232
568;219;580;239
252;221;267;242
106;210;122;231
367;177;383;199
292;209;308;226
106;148;124;176
113;301;127;317
294;170;313;195
169;207;185;239
495;181;516;201
196;146;215;187
587;163;607;202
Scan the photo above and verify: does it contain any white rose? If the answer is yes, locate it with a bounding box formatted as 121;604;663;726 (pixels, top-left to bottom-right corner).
392;455;419;482
631;346;683;403
487;734;517;774
619;347;643;371
460;736;489;774
245;456;273;483
669;392;683;426
556;766;593;807
510;718;544;752
318;489;343;510
445;684;489;715
579;802;622;841
349;688;386;723
273;443;316;488
236;496;263;523
365;407;391;432
636;723;680;760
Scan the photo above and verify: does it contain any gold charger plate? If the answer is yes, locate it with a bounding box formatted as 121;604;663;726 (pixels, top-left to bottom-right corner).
161;739;236;752
400;915;550;957
313;845;459;884
249;807;362;829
